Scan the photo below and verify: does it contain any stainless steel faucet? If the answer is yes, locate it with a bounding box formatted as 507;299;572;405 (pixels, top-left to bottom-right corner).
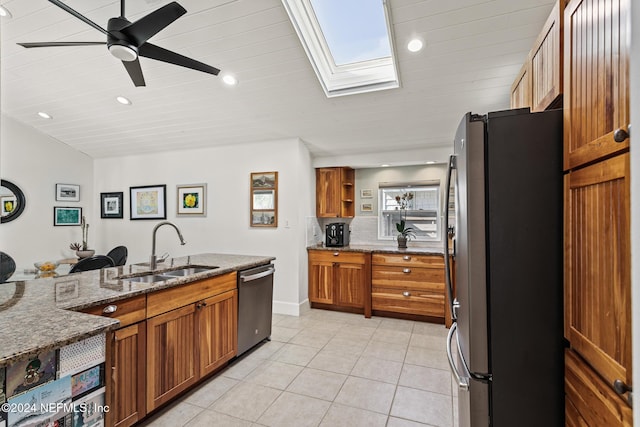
150;221;186;270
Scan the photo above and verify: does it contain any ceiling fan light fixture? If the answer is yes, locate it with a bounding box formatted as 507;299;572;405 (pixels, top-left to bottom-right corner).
109;44;138;62
116;96;132;105
0;5;12;18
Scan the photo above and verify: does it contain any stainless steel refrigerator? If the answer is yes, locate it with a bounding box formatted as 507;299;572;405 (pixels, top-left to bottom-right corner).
444;108;564;427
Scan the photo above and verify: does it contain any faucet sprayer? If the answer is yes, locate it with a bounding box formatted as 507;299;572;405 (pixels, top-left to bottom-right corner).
150;221;186;270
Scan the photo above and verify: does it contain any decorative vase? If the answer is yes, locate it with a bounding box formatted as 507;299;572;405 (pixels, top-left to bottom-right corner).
76;249;95;259
397;236;408;249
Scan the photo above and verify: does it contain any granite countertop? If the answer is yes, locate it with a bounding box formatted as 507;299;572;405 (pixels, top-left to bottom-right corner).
0;253;274;367
307;244;447;256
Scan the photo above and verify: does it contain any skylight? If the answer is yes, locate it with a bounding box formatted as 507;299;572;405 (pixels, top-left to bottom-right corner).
282;0;399;97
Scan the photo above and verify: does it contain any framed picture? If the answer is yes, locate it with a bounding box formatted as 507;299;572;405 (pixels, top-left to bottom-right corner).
360;189;373;199
250;172;278;227
1;196;16;215
54;207;82;226
56;183;80;202
177;184;206;216
361;203;373;212
100;192;123;219
71;364;104;399
130;185;166;220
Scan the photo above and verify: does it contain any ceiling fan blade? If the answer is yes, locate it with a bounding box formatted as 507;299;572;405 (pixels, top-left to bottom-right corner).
139;43;220;76
122;59;146;87
49;0;108;36
121;2;186;46
17;42;106;48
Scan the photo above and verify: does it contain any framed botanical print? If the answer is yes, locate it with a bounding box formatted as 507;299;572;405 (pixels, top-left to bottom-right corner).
176;184;206;216
250;172;277;227
130;185;166;220
100;192;123;219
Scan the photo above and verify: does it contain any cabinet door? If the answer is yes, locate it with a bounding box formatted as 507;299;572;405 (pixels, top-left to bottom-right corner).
530;0;562;111
109;323;146;427
334;263;365;308
565;153;631;397
510;62;531;109
198;290;238;377
564;0;630;170
316;168;341;217
309;260;334;304
146;304;198;412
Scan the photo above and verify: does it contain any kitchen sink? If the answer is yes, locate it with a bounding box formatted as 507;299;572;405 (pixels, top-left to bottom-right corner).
120;274;174;283
162;266;218;276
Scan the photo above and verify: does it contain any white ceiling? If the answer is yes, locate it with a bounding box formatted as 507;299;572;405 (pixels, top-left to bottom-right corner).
0;0;555;162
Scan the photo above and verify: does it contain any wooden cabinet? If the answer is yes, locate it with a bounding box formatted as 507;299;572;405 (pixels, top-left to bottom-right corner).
146;272;238;413
316;167;355;218
563;0;630;171
371;253;445;320
563;0;632;421
510;0;564;112
308;249;371;317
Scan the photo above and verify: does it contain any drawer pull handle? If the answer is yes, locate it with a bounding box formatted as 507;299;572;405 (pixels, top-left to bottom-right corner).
103;305;117;314
402;291;411;297
403;255;411;261
614;128;630;143
403;268;411;274
333;252;340;256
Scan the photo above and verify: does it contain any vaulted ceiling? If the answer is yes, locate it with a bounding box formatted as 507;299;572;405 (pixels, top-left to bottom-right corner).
0;0;555;161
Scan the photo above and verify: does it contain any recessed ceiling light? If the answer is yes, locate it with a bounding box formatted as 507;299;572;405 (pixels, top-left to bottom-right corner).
381;164;390;167
0;6;12;18
407;39;423;53
116;96;132;105
37;112;52;119
222;74;238;86
426;161;436;164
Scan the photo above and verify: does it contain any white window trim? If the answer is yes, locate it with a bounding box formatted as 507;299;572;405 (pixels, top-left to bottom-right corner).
281;0;400;98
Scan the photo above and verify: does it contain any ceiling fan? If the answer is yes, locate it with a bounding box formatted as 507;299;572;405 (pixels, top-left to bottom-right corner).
18;0;220;87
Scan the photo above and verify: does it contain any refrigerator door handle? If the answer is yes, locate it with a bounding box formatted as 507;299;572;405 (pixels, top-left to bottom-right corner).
444;154;457;322
447;322;469;391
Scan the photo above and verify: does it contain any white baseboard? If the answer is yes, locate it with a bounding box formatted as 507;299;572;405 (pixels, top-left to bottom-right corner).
273;299;310;316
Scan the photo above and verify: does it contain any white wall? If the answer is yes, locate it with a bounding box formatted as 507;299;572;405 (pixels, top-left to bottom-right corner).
94;138;314;315
0;115;94;268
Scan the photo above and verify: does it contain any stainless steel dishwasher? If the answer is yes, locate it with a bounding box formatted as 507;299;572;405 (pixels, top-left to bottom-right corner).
237;263;275;355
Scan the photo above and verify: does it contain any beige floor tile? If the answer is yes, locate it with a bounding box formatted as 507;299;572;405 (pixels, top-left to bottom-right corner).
272;343;320;366
390;386;453;426
335;324;377;340
362;340;408;362
371;328;412;346
409;333;447;350
276;315;318;330
307;348;360;374
334;376;396;414
188;409;253;427
305;320;345;333
386;417;431;426
405;346;449;370
324;335;369;355
399;364;452;395
184;375;239;408
319;403;388;427
271;313;288;325
247;340;284;360
141;401;203;427
245;360;303;390
412;322;449;337
376;317;415;332
341;315;382;328
290;329;335;348
221;355;264;380
286;367;347;401
211;382;282;422
350;356;403;384
257;391;330;427
270;325;301;342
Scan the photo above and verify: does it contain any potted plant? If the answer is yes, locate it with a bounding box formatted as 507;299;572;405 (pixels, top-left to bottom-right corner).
395;193;415;248
70;216;94;258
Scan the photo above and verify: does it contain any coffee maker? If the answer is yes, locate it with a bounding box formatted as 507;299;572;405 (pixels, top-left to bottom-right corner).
325;223;350;247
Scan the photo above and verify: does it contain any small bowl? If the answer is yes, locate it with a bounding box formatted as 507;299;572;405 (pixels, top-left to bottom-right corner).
34;261;60;272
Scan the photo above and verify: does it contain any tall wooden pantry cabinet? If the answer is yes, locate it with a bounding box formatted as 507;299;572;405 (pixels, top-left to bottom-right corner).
562;0;632;424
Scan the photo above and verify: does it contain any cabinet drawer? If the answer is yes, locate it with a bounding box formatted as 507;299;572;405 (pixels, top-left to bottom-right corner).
308;250;367;265
565;349;632;427
372;266;444;291
83;294;146;328
372;286;444;318
147;272;237;318
372;253;444;268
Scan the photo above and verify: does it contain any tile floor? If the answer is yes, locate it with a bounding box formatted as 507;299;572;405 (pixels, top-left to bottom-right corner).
140;309;459;427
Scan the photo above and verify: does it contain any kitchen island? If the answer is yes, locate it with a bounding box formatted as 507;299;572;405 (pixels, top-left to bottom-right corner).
0;253;274;427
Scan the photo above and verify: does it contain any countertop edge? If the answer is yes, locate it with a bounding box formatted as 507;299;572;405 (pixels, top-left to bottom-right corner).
307;245;447;256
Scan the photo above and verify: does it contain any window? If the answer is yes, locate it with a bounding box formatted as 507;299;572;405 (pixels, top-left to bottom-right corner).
281;0;399;98
378;183;441;242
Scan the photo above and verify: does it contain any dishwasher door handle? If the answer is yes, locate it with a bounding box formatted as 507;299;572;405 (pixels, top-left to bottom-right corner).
241;267;275;283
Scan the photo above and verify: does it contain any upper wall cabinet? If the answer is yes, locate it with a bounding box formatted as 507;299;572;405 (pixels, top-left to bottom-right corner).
563;0;630;171
316;167;355;218
510;0;565;112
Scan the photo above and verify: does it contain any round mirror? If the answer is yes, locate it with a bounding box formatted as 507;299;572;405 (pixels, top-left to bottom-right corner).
1;179;26;223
